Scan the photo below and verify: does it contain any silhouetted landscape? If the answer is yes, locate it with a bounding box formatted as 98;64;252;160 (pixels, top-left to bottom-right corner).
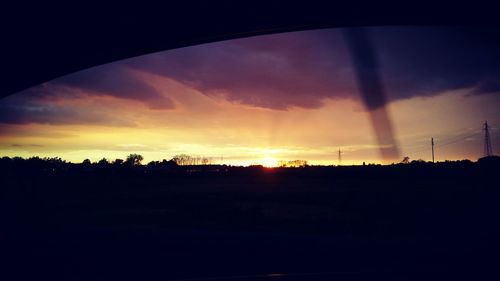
2;155;499;280
2;3;500;279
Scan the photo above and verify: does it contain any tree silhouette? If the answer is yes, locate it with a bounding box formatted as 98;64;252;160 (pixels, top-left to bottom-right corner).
98;158;109;165
278;160;308;168
125;154;144;165
172;154;192;165
171;154;214;165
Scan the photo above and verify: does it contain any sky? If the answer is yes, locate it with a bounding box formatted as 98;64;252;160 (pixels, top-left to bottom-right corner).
0;26;499;165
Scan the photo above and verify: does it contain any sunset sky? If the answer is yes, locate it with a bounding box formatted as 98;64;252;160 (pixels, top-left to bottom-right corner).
0;26;499;165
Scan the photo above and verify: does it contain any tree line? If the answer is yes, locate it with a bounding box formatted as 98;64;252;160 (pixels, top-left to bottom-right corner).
0;154;218;167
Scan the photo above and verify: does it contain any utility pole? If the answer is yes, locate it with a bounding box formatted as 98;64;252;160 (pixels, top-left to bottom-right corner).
338;148;342;166
431;137;435;163
484;121;493;157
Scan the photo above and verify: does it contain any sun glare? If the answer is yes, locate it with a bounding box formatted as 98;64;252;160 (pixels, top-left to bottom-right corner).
260;157;279;167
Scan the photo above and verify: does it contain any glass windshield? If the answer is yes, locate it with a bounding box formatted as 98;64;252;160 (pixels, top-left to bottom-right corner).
1;26;498;165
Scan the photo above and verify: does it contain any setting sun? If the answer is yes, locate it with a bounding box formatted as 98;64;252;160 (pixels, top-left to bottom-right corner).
260;157;279;167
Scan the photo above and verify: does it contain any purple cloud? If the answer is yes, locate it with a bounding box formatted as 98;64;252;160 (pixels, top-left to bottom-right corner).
125;29;358;109
125;27;500;109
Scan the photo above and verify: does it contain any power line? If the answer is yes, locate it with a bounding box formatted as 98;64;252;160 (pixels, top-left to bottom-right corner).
435;131;481;148
407;130;481;157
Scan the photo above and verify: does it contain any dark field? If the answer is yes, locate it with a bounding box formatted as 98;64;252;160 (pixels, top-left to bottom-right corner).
2;159;499;280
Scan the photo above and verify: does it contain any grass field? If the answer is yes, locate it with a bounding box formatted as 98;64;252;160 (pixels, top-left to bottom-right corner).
2;160;499;280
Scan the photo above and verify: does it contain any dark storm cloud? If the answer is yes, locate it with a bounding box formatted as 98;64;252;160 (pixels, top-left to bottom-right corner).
0;101;135;126
125;26;500;110
371;27;500;100
5;26;500;116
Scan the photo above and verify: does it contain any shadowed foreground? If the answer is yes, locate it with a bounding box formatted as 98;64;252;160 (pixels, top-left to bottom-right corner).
2;158;499;280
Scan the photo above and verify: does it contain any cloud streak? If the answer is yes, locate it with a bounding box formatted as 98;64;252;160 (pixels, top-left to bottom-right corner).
9;143;44;147
0;100;135;126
